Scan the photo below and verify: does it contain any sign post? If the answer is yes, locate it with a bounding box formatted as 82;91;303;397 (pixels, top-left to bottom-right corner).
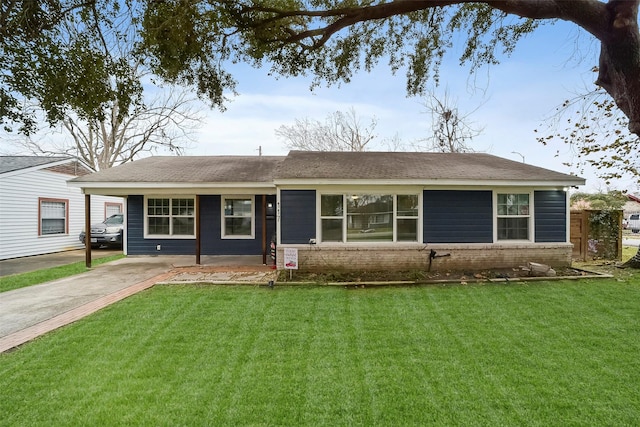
283;248;298;279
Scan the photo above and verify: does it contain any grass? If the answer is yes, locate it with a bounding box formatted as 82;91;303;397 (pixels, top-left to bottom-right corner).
623;244;638;262
0;254;124;293
1;278;639;426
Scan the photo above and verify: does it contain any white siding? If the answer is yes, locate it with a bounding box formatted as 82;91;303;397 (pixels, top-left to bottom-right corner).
0;168;122;260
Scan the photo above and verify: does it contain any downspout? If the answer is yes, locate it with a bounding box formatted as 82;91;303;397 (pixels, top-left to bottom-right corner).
196;195;201;265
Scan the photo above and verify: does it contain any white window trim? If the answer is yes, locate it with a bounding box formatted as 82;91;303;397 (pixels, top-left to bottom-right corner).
144;196;196;239
493;190;534;243
317;192;422;244
221;195;255;240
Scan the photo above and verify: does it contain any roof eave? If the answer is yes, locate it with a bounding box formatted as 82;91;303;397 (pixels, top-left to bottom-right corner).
68;181;277;188
274;178;586;187
1;157;76;178
69;181;278;196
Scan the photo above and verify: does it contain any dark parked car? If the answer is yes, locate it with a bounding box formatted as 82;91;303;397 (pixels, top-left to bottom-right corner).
79;213;124;248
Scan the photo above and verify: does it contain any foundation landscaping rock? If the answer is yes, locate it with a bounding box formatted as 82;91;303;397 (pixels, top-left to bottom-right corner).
276;265;611;286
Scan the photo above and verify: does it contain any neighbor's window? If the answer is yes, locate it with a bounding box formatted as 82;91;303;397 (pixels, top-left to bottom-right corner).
319;193;419;243
222;196;254;238
105;202;122;218
39;198;68;235
497;193;530;240
146;197;195;236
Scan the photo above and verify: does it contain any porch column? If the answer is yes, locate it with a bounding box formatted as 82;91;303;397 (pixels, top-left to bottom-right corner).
262;194;267;265
195;195;201;265
85;193;91;268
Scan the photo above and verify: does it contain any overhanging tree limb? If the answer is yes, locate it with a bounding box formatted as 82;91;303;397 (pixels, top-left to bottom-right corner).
3;1;640;137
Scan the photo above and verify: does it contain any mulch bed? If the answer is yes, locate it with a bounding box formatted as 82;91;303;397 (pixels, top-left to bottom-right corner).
167;264;612;286
277;266;605;285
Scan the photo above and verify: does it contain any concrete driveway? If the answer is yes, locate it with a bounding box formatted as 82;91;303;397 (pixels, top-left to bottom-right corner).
0;249;121;277
0;255;275;353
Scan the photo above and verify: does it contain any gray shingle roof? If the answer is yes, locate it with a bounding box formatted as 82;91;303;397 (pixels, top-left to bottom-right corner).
274;151;585;184
0;156;72;175
70;156;287;183
69;152;585;186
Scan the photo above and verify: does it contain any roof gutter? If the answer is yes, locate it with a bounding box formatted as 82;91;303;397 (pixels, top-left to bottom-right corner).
274;178;586;187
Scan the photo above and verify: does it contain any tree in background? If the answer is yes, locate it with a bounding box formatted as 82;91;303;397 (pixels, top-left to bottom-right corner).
277;91;482;154
570;191;628;210
417;90;483;153
14;89;202;171
1;0;201;169
276;108;377;152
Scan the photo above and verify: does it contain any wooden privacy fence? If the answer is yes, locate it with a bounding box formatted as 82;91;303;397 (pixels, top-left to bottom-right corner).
570;210;623;261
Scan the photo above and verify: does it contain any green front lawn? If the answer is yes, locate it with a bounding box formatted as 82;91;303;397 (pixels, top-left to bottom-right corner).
1;279;639;426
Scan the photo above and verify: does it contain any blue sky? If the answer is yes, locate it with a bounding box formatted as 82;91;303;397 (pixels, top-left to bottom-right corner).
188;18;638;193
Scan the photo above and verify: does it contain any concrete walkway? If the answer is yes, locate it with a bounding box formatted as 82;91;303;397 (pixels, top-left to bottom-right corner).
0;255;276;353
623;238;640;247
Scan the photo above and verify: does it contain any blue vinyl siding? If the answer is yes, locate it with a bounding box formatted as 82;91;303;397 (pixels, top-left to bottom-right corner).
423;190;493;243
127;195;195;255
200;195;268;255
534;190;566;242
280;190;316;244
126;194;274;255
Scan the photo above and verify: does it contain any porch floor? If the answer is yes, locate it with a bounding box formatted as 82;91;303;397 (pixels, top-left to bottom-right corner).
173;255;272;268
159;255;277;285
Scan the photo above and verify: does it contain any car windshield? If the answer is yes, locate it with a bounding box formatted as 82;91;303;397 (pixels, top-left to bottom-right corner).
104;215;123;225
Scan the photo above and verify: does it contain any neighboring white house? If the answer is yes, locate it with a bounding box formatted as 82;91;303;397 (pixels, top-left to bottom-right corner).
0;156;123;260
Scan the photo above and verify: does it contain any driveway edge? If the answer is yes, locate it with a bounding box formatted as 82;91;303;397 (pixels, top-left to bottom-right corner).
0;271;176;354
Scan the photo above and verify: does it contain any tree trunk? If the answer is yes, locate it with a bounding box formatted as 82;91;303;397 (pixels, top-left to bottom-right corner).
493;0;640;137
595;0;640;136
622;245;640;268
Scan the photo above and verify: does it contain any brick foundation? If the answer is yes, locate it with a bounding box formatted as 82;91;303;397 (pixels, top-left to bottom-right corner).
276;243;573;272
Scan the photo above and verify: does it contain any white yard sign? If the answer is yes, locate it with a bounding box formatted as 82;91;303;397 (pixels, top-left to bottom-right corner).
283;248;298;270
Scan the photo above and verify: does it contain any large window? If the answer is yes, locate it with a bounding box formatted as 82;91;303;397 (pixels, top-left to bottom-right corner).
320;194;419;243
497;193;530;240
146;197;195;237
39;198;68;235
222;196;254;238
347;194;393;242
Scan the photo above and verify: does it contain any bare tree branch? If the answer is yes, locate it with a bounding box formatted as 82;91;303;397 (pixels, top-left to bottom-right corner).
17;88;203;171
415;89;484;153
276;107;378;152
